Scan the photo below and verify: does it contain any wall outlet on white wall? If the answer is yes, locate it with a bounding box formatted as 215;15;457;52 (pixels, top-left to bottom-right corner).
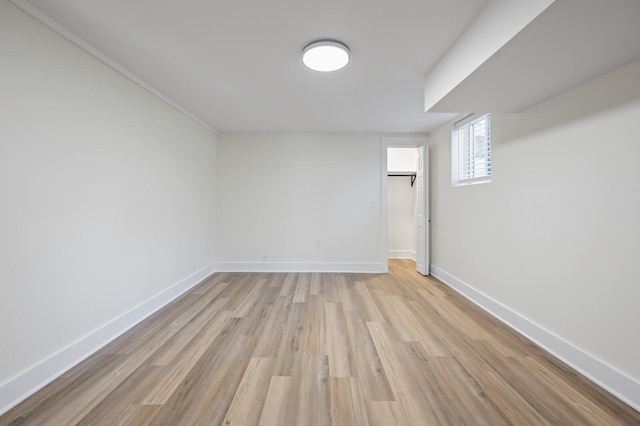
262;253;268;261
315;238;322;248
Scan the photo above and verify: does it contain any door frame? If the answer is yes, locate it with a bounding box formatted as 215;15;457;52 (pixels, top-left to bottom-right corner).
380;136;429;274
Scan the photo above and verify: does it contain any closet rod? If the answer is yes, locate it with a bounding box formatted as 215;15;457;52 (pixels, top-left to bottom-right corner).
388;172;417;187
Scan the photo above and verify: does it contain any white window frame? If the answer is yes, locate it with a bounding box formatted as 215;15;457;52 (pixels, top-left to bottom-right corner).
452;113;492;186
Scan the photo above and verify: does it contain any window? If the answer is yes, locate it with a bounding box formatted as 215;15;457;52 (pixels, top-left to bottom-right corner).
452;113;492;186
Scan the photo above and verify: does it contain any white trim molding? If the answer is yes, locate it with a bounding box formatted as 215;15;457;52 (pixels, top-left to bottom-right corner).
380;136;429;274
0;262;217;416
430;264;640;412
387;250;417;260
215;262;384;273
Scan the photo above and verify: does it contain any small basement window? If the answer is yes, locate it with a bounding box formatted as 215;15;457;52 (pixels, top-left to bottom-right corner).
452;113;492;186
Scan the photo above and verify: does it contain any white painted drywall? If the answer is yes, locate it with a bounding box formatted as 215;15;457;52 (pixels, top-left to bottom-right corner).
424;0;555;112
387;178;417;259
387;147;417;172
387;148;417;259
429;58;640;386
216;133;381;271
0;0;217;397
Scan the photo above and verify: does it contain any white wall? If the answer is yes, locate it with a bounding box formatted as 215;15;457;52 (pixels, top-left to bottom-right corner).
429;58;640;407
216;133;381;272
387;148;417;259
0;0;218;411
387;147;417;172
387;178;417;259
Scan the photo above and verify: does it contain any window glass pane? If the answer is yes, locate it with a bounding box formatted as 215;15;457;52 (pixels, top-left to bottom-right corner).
452;113;491;186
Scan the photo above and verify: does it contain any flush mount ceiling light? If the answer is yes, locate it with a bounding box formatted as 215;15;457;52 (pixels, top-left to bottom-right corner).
302;39;350;72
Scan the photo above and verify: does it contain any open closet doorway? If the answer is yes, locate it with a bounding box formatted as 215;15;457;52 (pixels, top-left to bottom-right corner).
381;137;429;275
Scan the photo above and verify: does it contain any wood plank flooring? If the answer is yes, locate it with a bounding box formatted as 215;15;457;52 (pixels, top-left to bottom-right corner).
2;260;639;425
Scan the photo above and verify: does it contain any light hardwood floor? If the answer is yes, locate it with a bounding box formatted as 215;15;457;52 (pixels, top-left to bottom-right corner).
2;260;639;425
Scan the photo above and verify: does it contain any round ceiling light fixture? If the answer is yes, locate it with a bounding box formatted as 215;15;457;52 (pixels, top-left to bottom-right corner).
302;39;350;72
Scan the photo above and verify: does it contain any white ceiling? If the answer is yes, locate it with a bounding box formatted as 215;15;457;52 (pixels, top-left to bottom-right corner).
20;0;640;133
429;0;640;113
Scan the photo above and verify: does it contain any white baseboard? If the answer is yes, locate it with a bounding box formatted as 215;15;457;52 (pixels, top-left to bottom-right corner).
215;261;384;273
430;265;640;412
0;262;217;416
388;250;416;260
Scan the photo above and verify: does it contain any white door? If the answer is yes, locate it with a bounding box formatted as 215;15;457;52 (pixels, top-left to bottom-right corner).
415;146;429;275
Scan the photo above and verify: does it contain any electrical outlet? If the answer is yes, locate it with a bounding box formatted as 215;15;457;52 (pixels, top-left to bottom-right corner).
315;238;322;247
262;253;268;261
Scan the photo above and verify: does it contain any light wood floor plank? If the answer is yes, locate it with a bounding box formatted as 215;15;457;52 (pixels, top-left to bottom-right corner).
114;404;161;426
34;292;219;425
231;278;269;318
272;301;306;376
150;327;256;425
418;350;509;425
141;311;232;404
321;273;341;303
309;272;324;296
279;272;298;296
325;302;355;378
3;260;638;425
258;376;294;426
296;355;331;426
76;364;165;424
235;285;282;337
520;355;625;425
329;377;369;426
252;295;290;358
223;357;274;425
342;309;394;401
364;400;409;426
150;296;229;366
353;281;385;322
292;272;311;303
366;320;439;426
471;369;550;425
301;294;327;356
